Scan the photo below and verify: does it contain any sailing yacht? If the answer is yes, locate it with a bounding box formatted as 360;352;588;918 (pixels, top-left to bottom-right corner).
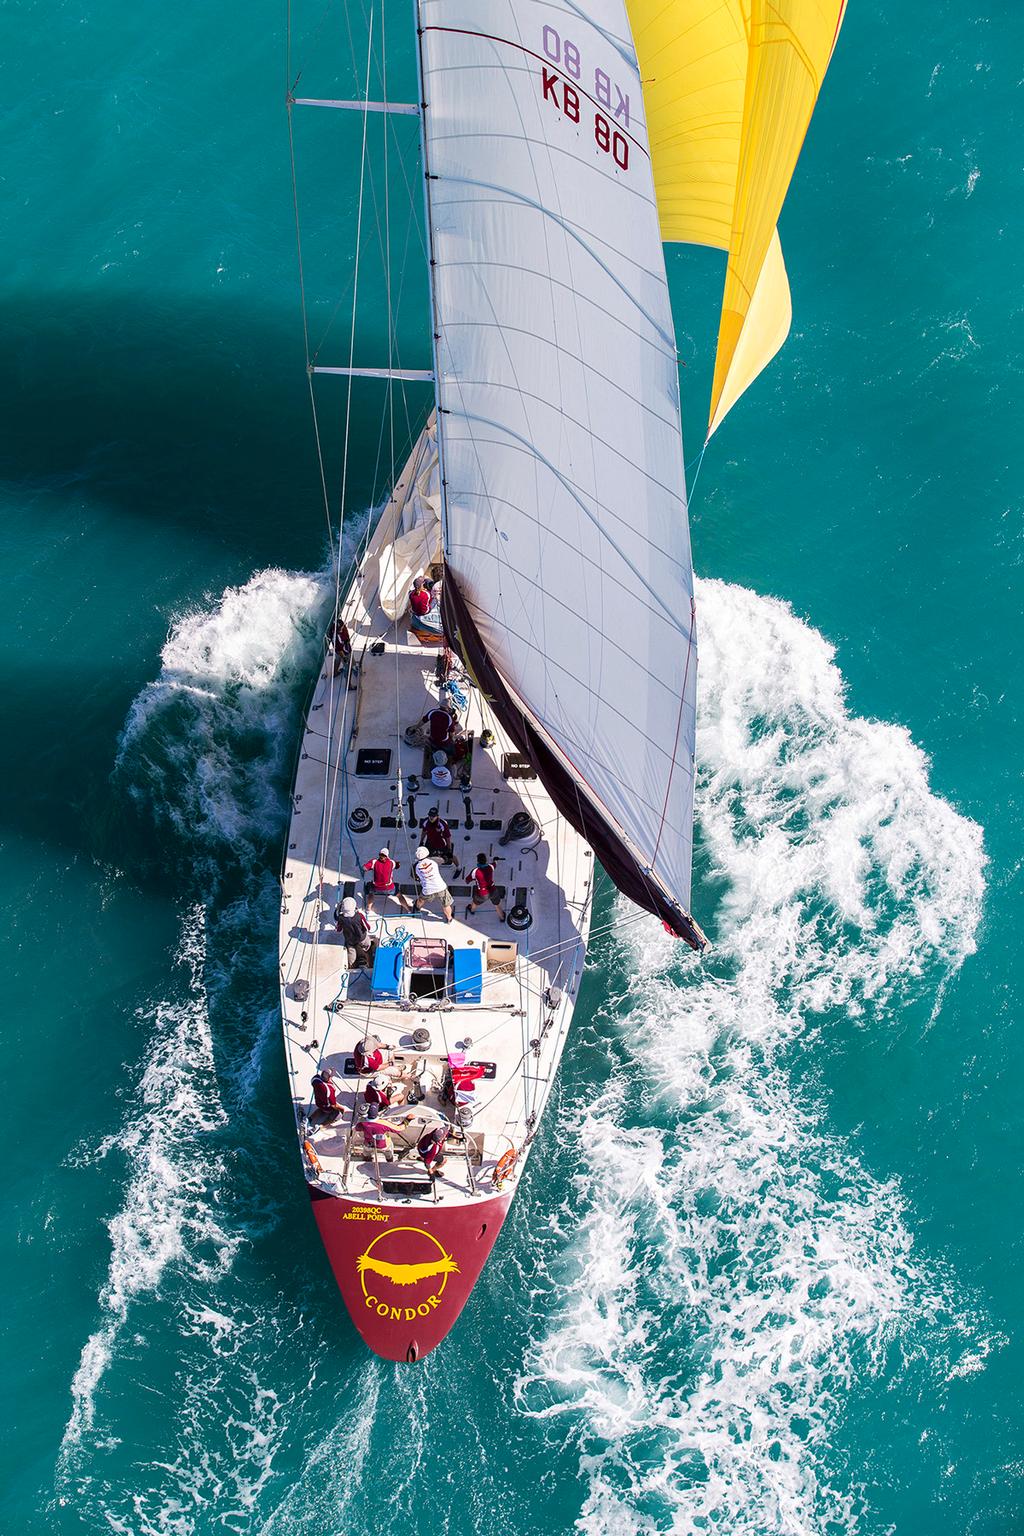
279;0;845;1361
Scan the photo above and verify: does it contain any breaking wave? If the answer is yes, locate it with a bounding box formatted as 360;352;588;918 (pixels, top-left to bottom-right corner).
116;566;328;866
516;578;989;1535
56;568;329;1521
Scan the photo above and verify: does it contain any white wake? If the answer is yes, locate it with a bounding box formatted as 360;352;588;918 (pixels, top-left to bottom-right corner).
516;578;988;1536
58;568;329;1503
57;569;990;1536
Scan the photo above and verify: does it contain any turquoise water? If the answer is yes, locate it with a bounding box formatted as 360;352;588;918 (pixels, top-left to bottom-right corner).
2;1;1021;1532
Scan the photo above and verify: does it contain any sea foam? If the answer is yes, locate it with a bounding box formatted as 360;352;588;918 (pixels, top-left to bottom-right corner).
58;570;991;1536
58;568;329;1509
516;578;988;1535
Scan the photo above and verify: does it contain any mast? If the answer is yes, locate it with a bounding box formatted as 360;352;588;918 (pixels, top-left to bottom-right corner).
412;0;450;564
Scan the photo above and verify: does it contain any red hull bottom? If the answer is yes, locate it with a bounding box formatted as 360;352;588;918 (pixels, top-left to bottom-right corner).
310;1189;512;1361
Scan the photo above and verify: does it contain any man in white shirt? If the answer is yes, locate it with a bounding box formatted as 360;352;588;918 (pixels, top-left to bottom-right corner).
412;845;454;923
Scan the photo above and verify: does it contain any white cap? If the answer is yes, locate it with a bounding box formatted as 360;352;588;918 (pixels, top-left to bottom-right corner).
416;846;430;860
340;897;356;916
379;846;390;857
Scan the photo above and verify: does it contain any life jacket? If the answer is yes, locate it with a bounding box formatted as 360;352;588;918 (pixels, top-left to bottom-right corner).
470;863;496;898
364;856;396;891
312;1073;337;1110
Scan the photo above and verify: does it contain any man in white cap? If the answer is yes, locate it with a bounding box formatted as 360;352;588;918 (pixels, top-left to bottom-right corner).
430;751;453;789
334;894;374;968
412;845;454;923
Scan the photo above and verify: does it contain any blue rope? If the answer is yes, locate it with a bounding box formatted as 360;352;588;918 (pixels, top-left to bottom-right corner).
445;678;468;713
379;923;412;950
686;440;709;505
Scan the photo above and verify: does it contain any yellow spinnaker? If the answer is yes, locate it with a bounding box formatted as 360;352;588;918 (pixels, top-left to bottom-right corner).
628;0;846;438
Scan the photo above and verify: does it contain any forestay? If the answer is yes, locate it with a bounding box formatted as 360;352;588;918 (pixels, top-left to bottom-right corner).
419;0;703;944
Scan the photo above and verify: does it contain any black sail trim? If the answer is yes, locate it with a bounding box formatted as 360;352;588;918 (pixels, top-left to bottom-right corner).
441;573;706;951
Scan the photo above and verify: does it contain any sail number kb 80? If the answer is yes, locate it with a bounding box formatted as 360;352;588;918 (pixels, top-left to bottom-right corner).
539;25;631;171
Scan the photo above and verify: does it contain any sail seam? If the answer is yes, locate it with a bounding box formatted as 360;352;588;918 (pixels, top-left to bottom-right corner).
438;261;674;362
442;394;686;509
447;411;688;636
433;176;676;352
459;596;694;790
433;180;671;319
444;573;702;945
443;439;689;568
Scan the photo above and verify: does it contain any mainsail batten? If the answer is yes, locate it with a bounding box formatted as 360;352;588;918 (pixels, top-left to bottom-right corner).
419;0;703;940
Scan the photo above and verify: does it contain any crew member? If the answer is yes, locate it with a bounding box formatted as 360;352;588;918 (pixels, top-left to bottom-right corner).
413;846;454;923
420;806;456;867
334;895;374;968
364;1071;406;1109
360;1116;395;1160
430;751;453;790
353;1033;386;1074
409;577;434;619
417;1124;449;1178
326;615;352;677
424;704;456;750
311;1065;341;1124
362;847;412;914
466;853;506;921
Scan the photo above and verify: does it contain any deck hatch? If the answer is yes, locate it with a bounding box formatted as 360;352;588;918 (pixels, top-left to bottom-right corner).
356;747;392;775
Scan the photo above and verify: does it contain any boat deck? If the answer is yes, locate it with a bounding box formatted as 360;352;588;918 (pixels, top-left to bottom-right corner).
278;429;594;1210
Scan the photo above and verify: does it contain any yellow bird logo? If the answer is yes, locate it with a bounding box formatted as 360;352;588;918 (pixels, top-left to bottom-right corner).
357;1252;460;1287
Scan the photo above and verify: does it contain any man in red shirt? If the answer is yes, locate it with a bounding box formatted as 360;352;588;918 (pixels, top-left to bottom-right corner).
362;847;412;915
311;1066;341;1124
417;1124;449;1179
419;806;457;868
364;1071;407;1109
353;1033;387;1074
409;577;433;617
466;853;506;921
360;1116;396;1159
423;704;456;749
409;577;442;634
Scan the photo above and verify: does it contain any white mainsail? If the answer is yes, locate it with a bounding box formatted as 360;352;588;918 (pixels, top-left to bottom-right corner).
419;0;703;943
